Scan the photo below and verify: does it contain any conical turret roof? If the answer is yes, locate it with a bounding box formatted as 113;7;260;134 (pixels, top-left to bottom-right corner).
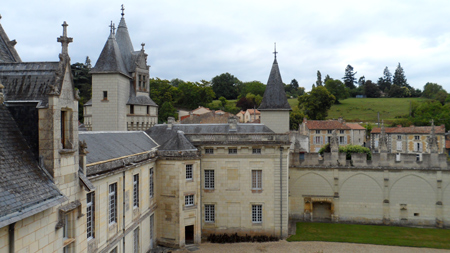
91;29;129;77
258;58;291;110
116;17;134;72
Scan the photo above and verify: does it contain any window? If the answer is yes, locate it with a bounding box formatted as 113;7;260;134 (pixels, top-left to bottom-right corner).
339;136;345;144
252;170;262;189
109;183;117;224
327;130;332;134
415;136;420;140
396;141;402;151
110;248;118;253
63;214;69;239
133;174;139;208
103;91;108;100
186;164;193;180
149;168;154;199
205;204;215;222
252;205;262;223
130;105;134;114
146;106;150;115
415;142;423;152
61;111;67;149
397;135;402;140
185;195;194;206
252;148;261;154
228;148;237;154
205;170;215;189
205;148;214;154
314;136;321;144
315;130;321;134
133;227;140;253
87;192;95;239
299;153;305;160
340;130;345;134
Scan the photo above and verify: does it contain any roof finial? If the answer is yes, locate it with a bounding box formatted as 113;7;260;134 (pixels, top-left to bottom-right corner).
121;4;125;17
113;23;116;35
141;43;145;51
273;42;278;59
109;21;113;34
57;21;73;55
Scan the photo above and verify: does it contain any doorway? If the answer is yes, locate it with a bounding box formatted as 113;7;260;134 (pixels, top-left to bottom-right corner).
313;202;332;220
185;225;194;245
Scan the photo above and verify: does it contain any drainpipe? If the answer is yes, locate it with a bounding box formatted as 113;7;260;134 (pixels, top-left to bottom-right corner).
8;223;15;253
279;147;283;239
123;171;126;253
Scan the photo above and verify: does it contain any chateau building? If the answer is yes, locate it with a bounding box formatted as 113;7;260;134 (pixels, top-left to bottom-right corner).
83;8;158;131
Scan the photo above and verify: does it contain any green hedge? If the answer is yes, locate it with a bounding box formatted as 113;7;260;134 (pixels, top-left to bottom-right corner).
318;143;371;160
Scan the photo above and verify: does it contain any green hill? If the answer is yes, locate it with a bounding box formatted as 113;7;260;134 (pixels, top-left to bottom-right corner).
288;97;428;123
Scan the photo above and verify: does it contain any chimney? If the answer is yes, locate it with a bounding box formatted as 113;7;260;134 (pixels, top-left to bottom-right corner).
167;117;175;130
228;116;238;132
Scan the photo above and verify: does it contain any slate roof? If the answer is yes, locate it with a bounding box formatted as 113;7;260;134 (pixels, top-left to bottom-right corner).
0;61;61;108
90;31;129;77
158;131;197;151
305;120;351;130
0;22;21;63
371;125;445;134
258;58;291;110
115;17;135;73
79;131;158;164
0;105;63;226
127;83;158;106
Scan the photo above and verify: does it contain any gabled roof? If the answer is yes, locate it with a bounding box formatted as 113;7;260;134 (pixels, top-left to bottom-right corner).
158;131;197;151
305;120;351;130
90;31;129;77
192;106;211;115
0;61;60;108
246;109;260;115
127;83;158;106
0;21;21;63
371;125;445;134
258;58;291;111
346;123;366;130
0;105;63;227
79;131;158;164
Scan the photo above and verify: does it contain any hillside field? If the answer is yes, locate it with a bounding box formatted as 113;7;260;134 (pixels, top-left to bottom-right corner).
288;97;428;123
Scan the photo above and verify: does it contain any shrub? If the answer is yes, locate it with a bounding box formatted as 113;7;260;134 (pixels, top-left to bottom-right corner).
339;145;372;160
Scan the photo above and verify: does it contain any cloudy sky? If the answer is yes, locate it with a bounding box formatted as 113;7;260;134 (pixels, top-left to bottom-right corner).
2;0;450;92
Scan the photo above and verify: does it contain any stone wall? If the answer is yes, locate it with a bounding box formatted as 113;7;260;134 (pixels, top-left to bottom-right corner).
260;110;289;134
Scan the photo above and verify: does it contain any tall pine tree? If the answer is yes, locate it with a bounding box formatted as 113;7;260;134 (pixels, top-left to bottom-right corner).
393;63;408;88
315;70;323;86
342;65;357;89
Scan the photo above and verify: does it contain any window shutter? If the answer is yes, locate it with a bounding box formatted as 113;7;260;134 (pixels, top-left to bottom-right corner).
321;136;324;144
419;143;423;152
375;140;379;148
344;136;347;144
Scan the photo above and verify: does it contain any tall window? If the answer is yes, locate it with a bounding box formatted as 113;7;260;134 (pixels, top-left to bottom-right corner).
205;204;215;222
109;183;117;224
339;136;345;144
314;136;321;144
61;111;67;148
103;91;108;100
87;192;95;239
133;227;140;253
185;195;194;206
252;170;262;190
133;174;139;208
252;205;262;223
186;164;193;180
204;170;215;189
149;168;154;199
130;105;134;114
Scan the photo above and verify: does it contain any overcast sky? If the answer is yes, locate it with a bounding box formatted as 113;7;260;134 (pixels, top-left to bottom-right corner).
2;0;450;92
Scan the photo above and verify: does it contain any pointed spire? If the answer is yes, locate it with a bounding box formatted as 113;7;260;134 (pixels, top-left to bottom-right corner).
57;21;73;55
116;5;134;72
258;46;291;111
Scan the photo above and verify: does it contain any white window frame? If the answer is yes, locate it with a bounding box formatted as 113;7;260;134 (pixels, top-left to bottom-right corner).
252;170;262;190
252;205;262;223
186;164;193;180
340;130;345;134
228;148;237;154
315;130;321;134
133;174;139;208
252;148;261;154
205;204;215;222
315;136;321;144
185;195;194;206
415;135;420;140
109;183;117;224
87;192;95;240
149;168;154;199
339;136;345;144
327;130;332;134
204;170;215;189
396;141;402;151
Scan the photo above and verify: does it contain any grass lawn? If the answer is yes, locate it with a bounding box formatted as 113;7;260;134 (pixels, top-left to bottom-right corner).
288;97;428;123
287;222;450;249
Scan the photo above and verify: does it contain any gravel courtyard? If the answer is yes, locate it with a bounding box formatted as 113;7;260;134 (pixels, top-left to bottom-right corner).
176;240;450;253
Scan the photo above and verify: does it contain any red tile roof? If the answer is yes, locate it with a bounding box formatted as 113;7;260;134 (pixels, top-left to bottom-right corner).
446;139;450;149
305;120;350;130
246;109;260;115
371;125;445;134
346;123;366;130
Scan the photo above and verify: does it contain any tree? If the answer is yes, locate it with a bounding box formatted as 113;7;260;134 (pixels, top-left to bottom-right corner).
422;82;444;99
170;78;184;87
290;79;299;89
289;109;305;130
219;96;227;108
150;78;178;107
298;86;335;120
342;65;357;89
71;62;92;121
324;78;348;103
388;84;405;98
158;101;178;123
315;71;323;86
436;90;448;105
364;80;381;98
211;73;240;99
409;100;450;130
177;81;215;109
236;81;266;98
358;76;365;87
324;74;332;83
393;63;408;88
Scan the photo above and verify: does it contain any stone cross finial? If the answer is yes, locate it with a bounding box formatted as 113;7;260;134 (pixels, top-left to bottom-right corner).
121;4;125;17
141;43;145;51
109;21;113;34
57;21;73;55
379;120;388;152
273;42;278;59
